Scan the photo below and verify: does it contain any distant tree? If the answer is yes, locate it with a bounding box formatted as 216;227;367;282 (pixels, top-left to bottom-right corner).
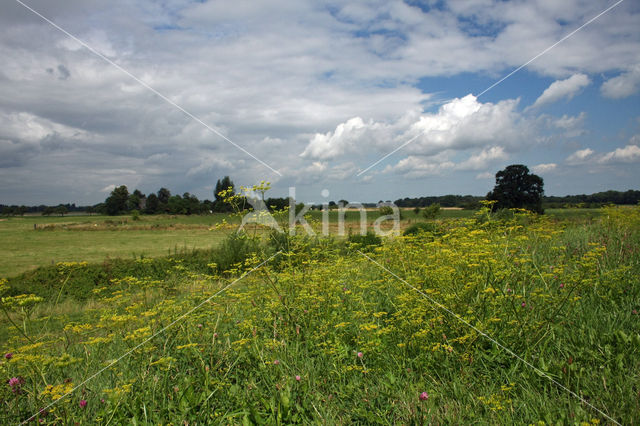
105;185;129;215
167;195;186;214
182;192;201;215
487;164;544;214
54;205;68;217
201;199;215;213
213;176;235;212
85;206;95;216
157;188;171;204
17;206;28;216
94;203;107;215
413;206;421;215
42;206;55;216
157;188;171;213
145;193;159;214
379;205;394;216
265;197;295;212
422;203;441;219
127;189;144;211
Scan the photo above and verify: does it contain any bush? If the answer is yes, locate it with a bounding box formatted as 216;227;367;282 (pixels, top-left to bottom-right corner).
348;231;382;250
379;206;394;216
493;208;515;221
212;231;260;274
422;203;441;219
403;221;440;236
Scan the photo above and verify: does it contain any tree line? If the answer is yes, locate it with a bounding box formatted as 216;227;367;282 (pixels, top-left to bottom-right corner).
394;190;640;210
1;172;639;217
97;176;238;215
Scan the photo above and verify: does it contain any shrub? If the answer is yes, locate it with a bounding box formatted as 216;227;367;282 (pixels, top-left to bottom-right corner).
212;231;260;274
403;221;440;236
348;231;382;249
494;208;515;221
422;203;441;219
378;206;394;216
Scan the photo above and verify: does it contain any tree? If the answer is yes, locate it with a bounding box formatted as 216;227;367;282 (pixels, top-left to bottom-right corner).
213;176;235;212
54;205;68;217
422;203;441;219
127;189;145;211
145;193;159;214
157;188;171;213
157;188;171;204
105;185;129;215
182;192;201;215
487;164;544;214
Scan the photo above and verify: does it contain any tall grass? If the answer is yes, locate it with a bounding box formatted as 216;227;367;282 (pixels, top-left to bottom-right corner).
0;207;637;423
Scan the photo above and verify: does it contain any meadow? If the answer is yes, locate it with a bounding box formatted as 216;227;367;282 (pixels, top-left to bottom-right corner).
0;208;599;278
1;205;637;424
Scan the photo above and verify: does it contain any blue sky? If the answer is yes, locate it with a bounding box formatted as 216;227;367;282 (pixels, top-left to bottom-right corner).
0;0;639;205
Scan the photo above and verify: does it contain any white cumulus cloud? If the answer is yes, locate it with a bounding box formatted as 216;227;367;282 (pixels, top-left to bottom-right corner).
302;94;528;169
531;74;590;108
457;146;507;171
599;145;640;164
566;148;594;164
532;163;557;174
601;64;640;99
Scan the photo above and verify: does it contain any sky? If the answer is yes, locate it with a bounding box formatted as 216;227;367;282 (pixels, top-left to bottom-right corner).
1;0;639;205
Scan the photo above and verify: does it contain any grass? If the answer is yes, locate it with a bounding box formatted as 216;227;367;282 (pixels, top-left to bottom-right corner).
0;208;602;278
0;206;637;424
0;215;235;278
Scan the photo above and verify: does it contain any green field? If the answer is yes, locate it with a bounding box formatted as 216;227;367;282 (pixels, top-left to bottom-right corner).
1;206;636;424
0;208;601;278
0;215;235;278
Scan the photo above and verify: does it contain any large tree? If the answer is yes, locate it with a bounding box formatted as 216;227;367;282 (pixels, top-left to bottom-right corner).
145;193;159;214
157;188;171;213
213;176;235;212
487;164;544;214
105;185;129;215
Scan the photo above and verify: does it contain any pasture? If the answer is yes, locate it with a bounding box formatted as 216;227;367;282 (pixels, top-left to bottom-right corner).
0;208;599;278
2;206;635;424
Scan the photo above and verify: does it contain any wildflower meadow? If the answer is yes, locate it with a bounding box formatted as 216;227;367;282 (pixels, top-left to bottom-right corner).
1;204;639;424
